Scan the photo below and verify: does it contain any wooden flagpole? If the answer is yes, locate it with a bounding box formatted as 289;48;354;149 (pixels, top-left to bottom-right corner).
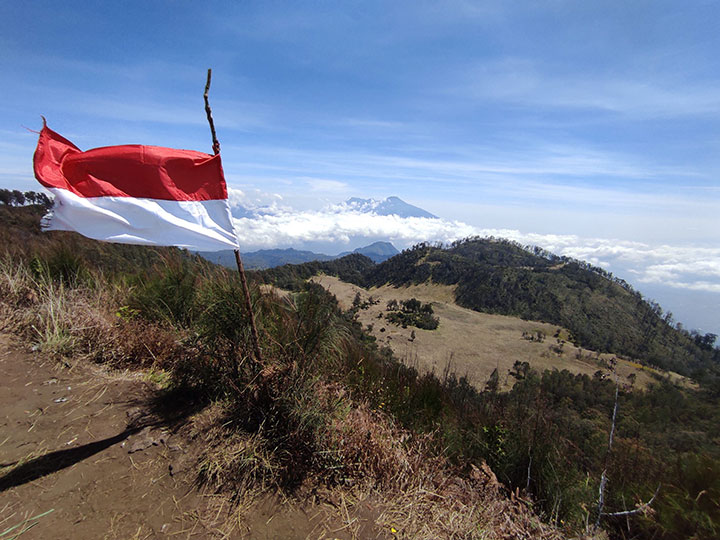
204;68;264;366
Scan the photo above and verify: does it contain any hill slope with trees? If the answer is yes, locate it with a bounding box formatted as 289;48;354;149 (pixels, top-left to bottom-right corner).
261;238;718;386
1;201;565;539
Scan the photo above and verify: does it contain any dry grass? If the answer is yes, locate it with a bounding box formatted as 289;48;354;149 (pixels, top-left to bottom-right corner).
180;395;567;539
312;275;686;391
375;467;561;540
0;254;187;370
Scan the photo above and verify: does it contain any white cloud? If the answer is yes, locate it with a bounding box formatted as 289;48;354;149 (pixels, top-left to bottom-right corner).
234;209;476;249
228;187;288;214
231;200;720;296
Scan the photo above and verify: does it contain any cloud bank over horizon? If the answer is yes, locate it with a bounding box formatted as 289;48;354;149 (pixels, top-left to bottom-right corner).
228;191;720;302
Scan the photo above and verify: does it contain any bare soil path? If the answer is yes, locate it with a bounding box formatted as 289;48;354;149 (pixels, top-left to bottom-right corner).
0;334;386;539
0;333;211;539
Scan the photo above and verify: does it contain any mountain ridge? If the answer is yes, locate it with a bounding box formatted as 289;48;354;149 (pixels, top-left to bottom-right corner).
344;196;438;218
257;238;719;385
199;241;399;270
229;195;437;220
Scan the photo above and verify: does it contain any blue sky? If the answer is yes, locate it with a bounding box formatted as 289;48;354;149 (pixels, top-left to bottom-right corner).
1;1;719;334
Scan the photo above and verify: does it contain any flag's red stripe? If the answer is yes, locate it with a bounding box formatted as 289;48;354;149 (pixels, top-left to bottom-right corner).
33;125;228;201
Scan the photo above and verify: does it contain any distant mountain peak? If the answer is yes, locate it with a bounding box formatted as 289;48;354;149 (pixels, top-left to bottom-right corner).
338;241;400;263
344;196;437;219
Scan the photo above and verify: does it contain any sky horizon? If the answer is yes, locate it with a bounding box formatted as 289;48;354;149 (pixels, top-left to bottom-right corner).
1;1;718;335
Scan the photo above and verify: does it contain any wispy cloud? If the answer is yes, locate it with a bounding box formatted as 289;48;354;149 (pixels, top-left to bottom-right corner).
221;141;716;218
223;142;703;184
305;178;351;193
36;93;270;132
449;57;720;118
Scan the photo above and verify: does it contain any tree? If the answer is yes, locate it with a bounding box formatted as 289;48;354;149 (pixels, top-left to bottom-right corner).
485;368;499;393
403;298;422;313
510;361;530;381
11;190;25;206
697;333;717;351
36;192;52;209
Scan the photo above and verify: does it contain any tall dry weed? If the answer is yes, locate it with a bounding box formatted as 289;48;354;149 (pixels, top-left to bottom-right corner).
0;254;185;368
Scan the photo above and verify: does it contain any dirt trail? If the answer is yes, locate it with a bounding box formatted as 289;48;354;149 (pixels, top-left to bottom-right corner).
0;334;363;540
0;333;210;538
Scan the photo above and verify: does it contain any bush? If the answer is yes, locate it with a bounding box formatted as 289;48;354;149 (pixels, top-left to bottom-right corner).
130;255;198;327
385;297;439;330
31;244;91;287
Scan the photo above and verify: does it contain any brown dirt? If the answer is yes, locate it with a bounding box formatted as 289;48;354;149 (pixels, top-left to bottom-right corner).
0;332;211;539
311;275;686;391
0;333;382;539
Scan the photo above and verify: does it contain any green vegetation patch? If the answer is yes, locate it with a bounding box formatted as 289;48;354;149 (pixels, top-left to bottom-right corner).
385;297;439;330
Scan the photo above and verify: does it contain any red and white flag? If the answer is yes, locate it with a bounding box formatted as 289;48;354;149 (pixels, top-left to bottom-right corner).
33;122;239;252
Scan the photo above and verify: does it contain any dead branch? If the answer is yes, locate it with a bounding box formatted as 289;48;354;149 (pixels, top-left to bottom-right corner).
204;69;220;155
602;485;661;518
593;371;620;532
203;69;263;367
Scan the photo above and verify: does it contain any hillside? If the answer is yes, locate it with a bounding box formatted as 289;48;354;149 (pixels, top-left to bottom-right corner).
254;237;719;383
0;204;197;275
255;238;717;385
256;239;720;539
342;239;717;384
256;252;376;289
311;274;690;392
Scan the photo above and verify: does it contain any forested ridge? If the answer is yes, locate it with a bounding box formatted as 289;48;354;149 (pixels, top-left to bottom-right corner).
259;238;719;386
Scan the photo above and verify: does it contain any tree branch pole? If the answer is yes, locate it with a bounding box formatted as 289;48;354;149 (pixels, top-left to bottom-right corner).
592;369;659;533
593;371;620;532
204;68;263;366
203;71;221;156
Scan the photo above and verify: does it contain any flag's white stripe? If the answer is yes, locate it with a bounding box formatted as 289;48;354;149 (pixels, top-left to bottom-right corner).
44;188;239;252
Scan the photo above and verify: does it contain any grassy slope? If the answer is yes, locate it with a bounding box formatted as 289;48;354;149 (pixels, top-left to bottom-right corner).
0;204;190;274
311;275;689;391
357;239;719;381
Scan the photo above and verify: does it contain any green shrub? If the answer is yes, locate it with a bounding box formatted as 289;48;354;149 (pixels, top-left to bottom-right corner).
31;245;90;287
385;297;439;330
130;255;198;327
